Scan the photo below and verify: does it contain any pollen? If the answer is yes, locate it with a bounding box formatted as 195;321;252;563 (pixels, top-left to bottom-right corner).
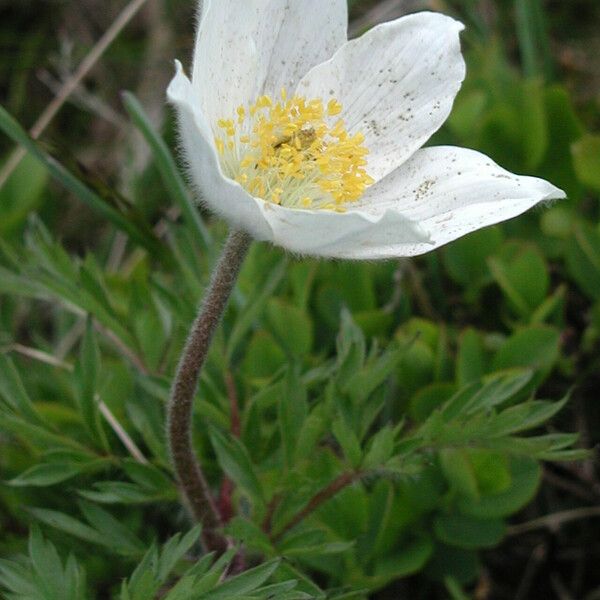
213;90;374;209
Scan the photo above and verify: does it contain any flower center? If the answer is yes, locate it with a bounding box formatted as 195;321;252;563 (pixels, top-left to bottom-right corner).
214;89;374;210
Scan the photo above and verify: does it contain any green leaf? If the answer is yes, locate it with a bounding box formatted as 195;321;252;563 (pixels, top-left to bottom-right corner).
241;330;287;380
372;537;433;582
434;513;506;549
0;354;43;424
0;153;47;235
210;428;265;504
29;525;67;600
336;309;366;380
456;328;486;386
122;92;212;248
27;507;108;547
279;368;308;468
227;258;287;360
78;500;145;556
267;298;313;356
515;0;552;78
458;457;541;518
442;227;503;287
565;222;600;300
201;559;280;599
226;517;272;554
8;462;87;487
362;426;395;469
572;133;600;191
488;246;549;316
439;449;479;501
344;343;403;403
489;395;569;437
332;419;362;468
122;460;174;491
0;411;87;451
74;320;108;449
78;481;176;504
492;326;561;382
469;450;511;496
157;526;202;583
440;369;533;423
409;383;457;422
294;405;329;464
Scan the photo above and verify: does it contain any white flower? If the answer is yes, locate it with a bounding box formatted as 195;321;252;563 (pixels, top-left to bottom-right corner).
168;1;564;259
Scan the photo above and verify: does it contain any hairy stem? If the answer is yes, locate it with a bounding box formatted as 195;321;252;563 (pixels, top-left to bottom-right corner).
167;230;251;553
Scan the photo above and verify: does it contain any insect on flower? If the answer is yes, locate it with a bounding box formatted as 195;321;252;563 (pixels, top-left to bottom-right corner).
168;1;565;258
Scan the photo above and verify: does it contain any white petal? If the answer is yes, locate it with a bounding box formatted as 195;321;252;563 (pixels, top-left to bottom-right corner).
297;12;466;182
167;62;273;240
193;0;348;127
258;204;431;258
343;146;565;259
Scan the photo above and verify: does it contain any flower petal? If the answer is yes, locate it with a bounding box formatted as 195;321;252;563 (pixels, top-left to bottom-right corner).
297;12;466;181
193;0;348;127
257;203;431;258
167;62;274;240
343;146;565;259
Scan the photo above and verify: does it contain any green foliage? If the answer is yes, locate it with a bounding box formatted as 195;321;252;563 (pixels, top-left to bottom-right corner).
0;527;87;600
1;1;598;597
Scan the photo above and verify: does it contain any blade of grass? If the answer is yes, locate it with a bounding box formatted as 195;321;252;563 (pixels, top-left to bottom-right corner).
515;0;553;80
0;104;164;257
122;92;212;250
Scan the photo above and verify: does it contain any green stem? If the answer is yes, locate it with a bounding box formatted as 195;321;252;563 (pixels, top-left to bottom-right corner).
167;230;252;553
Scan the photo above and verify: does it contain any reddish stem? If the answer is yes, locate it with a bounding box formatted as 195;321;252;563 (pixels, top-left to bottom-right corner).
272;471;362;542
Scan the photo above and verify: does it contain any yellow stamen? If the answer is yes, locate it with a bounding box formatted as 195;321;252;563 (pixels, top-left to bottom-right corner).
213;89;372;209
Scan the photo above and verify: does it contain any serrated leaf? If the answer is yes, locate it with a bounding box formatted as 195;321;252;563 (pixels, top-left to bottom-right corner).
440;370;533;423
78;500;145;556
344;343;403;403
157;525;202;583
489;395;569;437
27;507;107;547
200;559;280;600
29;525;65;600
